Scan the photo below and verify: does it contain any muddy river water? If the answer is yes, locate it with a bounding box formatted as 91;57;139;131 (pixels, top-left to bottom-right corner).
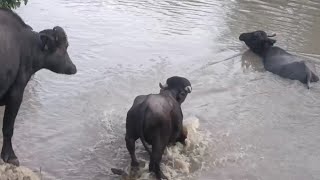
1;0;320;179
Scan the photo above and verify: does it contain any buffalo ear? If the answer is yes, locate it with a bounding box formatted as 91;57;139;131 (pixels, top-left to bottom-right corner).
40;34;56;51
265;38;276;46
262;38;276;49
268;38;276;45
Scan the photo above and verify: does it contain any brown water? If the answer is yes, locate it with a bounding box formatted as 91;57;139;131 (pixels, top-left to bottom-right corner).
1;0;320;179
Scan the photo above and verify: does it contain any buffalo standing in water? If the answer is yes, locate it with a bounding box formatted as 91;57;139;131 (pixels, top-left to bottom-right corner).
0;8;77;165
239;30;319;88
125;76;191;179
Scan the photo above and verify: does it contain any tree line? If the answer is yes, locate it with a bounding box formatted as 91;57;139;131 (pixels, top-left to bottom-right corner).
0;0;28;9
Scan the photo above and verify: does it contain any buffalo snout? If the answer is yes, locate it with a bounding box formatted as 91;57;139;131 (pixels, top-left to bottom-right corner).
57;51;77;75
44;50;77;75
239;33;247;41
65;62;77;75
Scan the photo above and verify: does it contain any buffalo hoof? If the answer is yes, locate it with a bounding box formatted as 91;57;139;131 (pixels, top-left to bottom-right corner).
6;157;20;166
111;168;128;176
156;170;168;180
2;154;20;166
1;149;20;166
307;81;311;89
131;160;139;167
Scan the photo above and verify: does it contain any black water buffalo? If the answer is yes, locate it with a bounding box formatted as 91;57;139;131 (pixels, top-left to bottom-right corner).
239;30;319;88
0;8;77;165
125;76;192;179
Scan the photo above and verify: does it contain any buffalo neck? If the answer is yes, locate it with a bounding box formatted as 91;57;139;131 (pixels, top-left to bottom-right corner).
20;31;46;75
251;46;273;63
252;46;269;58
160;89;179;103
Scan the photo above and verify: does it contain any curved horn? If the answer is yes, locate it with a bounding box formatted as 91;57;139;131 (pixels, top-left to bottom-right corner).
159;83;168;89
267;33;276;37
185;86;192;93
53;26;65;34
53;26;67;42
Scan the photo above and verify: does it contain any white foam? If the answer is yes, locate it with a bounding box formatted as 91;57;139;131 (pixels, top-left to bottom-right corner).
162;117;210;179
118;116;211;180
0;162;40;180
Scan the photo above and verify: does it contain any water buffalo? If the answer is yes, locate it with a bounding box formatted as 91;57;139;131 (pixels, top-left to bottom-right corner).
0;8;77;166
239;30;319;88
125;76;192;179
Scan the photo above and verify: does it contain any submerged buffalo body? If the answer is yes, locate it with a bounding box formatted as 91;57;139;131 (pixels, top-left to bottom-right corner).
239;30;319;88
125;76;191;179
0;8;77;165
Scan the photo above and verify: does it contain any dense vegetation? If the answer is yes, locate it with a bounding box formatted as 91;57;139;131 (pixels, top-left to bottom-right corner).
0;0;28;9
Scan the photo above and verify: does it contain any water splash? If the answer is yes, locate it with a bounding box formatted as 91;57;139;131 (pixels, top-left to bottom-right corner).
0;162;40;180
161;117;211;180
112;116;211;180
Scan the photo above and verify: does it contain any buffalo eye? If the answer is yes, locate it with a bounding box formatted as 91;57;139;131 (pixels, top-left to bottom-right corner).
180;91;186;97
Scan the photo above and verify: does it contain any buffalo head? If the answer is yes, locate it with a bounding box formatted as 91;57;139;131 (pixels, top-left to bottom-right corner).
239;30;276;55
159;76;192;104
39;26;77;75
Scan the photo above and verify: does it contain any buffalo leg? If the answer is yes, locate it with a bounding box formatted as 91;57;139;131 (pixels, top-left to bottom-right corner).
149;130;168;180
125;134;139;167
1;89;23;166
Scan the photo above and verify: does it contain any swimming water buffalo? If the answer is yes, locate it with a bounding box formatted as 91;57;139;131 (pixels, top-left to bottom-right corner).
239;30;319;88
0;8;77;165
125;76;191;179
